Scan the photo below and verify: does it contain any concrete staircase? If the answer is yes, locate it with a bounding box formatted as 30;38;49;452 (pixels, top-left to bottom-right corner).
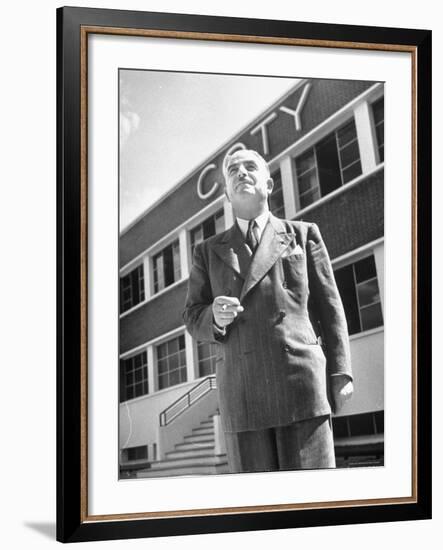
137;414;229;478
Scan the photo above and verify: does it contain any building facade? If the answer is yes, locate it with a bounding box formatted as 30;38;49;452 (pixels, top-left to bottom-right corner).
119;78;385;476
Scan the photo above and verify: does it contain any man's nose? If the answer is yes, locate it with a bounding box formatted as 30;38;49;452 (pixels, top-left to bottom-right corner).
237;165;248;178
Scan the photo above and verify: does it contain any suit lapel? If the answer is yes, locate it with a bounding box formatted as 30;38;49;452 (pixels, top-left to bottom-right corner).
212;223;251;279
240;215;295;302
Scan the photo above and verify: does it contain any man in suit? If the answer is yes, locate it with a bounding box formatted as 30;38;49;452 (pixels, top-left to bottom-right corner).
183;149;353;473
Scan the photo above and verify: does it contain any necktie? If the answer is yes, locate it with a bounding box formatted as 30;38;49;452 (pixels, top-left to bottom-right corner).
246;219;259;253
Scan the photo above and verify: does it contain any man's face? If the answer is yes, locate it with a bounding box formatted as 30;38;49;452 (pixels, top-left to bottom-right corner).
224;150;273;210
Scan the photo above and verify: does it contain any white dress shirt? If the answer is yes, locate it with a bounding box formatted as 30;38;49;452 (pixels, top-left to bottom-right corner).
236;210;270;242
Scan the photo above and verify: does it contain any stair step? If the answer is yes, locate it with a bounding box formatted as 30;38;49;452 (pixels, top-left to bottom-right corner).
183;434;215;444
166;446;215;460
175;441;215;451
191;427;214;436
199;419;215;427
137;462;229;478
150;454;223;470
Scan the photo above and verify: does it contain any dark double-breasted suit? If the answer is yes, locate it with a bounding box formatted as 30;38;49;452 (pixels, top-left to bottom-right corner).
183;214;352;436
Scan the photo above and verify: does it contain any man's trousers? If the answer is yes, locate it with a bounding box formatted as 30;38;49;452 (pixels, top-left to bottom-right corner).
224;415;335;473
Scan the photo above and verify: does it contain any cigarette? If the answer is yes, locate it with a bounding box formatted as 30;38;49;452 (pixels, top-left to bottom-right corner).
221;304;227;311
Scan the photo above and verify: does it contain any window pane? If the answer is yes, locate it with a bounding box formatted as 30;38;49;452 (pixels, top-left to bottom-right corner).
135;368;142;382
339;140;360;169
298;169;317;196
134;382;144;398
169;368;181;387
349;413;375;436
295;149;315;175
372;98;384;125
157;343;166;359
300;187;321;209
120;264;144;312
158;374;167;390
168;337;178;355
334;265;361;335
191;226;202;249
332;417;349;438
316;133;342;195
179;367;187;383
163;246;174;286
360;302;383;331
337;119;357;148
374;411;384;433
354;255;377;283
378;144;384;163
168;352;179;372
172;240;181;281
341;160;362;184
203;217;216;239
375;122;384;149
357;278;380;307
178;334;185;350
157;358;167;375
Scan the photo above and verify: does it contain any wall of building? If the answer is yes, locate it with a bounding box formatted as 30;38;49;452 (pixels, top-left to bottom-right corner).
119;78;386;456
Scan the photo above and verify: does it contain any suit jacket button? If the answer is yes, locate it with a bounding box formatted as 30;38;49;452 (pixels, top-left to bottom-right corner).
284;344;290;352
279;310;286;318
225;288;232;296
282;281;288;289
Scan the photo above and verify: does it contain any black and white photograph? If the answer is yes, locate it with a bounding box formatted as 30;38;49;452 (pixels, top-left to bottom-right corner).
118;71;385;479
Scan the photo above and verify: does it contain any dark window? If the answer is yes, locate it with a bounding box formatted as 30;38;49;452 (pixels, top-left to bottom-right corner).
371;97;384;163
197;341;217;377
269;169;285;218
120;351;148;402
334;254;383;335
153;240;181;294
332;417;350;438
295;117;362;208
120;264;145;313
333;412;384;438
124;445;148;462
190;210;225;257
157;334;187;390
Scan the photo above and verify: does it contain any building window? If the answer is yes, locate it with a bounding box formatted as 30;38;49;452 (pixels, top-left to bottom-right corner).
190;210;225;257
269;169;285;218
295;117;362;209
371;97;384;163
334;254;383;335
157;334;187;390
123;445;148;462
332;411;384;438
152;240;181;294
120;264;145;313
120;351;149;402
197;341;217;377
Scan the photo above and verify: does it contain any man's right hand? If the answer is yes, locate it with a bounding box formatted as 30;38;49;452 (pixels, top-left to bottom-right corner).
212;296;244;328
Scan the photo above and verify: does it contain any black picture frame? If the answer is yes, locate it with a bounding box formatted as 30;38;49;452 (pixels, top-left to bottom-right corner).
57;6;432;543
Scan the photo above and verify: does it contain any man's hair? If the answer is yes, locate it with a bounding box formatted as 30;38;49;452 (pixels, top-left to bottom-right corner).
222;149;270;182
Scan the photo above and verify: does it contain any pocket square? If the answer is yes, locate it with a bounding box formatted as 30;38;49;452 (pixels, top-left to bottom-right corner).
282;244;304;257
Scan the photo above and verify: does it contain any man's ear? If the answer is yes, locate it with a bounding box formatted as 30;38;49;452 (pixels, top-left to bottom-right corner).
266;178;274;195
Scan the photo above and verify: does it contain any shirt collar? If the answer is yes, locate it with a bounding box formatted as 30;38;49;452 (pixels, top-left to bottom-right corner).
236;211;270;239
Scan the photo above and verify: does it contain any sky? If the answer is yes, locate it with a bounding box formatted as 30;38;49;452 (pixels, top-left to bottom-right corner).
119;70;298;230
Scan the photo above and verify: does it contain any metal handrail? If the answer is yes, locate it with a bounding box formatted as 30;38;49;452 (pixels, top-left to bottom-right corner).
159;375;217;427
